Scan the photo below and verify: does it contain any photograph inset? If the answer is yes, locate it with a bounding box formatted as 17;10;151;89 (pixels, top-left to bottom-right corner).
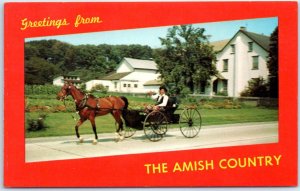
25;17;278;162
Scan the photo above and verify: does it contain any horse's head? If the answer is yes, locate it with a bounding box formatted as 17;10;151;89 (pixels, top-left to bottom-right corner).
56;82;73;101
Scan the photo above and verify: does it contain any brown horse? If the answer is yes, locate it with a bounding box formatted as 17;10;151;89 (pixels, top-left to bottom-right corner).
56;82;128;144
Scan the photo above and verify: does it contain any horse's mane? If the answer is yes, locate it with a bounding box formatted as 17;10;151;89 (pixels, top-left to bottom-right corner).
71;85;86;96
72;84;97;99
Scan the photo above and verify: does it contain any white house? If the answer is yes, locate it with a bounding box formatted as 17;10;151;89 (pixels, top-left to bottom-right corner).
206;27;270;97
86;57;162;93
53;75;81;86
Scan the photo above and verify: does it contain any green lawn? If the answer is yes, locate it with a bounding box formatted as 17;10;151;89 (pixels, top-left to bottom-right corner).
25;108;278;138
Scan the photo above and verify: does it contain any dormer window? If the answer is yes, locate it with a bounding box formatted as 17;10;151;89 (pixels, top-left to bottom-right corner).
248;42;253;52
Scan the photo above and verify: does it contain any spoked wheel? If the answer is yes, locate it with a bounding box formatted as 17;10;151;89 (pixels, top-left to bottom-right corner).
117;119;136;138
124;126;136;138
143;111;168;142
179;108;202;138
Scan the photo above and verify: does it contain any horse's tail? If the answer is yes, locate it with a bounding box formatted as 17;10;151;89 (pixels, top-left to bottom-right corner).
120;96;129;126
120;96;128;110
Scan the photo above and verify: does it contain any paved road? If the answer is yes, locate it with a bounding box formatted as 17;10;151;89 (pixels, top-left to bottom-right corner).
26;122;278;162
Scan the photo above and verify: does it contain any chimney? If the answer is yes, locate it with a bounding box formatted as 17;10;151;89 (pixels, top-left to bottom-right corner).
240;26;247;31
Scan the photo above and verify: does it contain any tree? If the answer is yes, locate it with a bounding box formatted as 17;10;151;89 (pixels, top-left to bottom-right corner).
267;27;278;98
25;57;62;84
24;40;156;84
155;25;217;93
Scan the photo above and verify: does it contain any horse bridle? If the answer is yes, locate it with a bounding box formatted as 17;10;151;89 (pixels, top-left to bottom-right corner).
61;85;88;109
58;85;72;102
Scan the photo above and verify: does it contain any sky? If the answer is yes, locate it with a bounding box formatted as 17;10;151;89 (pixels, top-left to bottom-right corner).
26;17;278;48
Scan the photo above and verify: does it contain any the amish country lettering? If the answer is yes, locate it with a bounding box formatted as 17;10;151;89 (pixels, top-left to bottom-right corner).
144;155;282;174
20;15;102;30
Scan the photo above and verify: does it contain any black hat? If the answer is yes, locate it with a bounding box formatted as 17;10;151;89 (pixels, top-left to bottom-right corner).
159;86;168;92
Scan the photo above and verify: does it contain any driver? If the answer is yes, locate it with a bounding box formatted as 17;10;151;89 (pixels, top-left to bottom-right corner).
149;86;169;111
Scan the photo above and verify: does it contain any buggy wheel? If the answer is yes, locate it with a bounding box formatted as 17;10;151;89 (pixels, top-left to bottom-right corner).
124;126;136;138
179;108;202;138
143;111;168;142
117;119;136;138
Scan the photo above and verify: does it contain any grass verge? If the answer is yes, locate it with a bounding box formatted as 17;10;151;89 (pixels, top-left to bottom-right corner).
26;108;278;138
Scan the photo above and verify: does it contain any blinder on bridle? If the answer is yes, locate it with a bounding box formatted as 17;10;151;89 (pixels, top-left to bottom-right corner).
57;82;72;101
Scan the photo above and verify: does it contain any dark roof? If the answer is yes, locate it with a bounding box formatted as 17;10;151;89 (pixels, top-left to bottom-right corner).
241;30;270;51
211;29;270;52
101;72;131;80
63;74;80;77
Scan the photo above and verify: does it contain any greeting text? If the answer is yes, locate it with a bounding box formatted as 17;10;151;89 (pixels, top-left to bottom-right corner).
20;15;102;30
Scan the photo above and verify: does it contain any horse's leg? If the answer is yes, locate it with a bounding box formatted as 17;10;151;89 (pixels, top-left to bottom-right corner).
89;115;98;145
75;118;86;143
111;110;124;142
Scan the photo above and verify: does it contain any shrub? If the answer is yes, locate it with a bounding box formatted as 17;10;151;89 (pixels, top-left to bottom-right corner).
90;84;108;94
26;114;48;131
216;91;228;96
180;87;192;98
240;77;268;97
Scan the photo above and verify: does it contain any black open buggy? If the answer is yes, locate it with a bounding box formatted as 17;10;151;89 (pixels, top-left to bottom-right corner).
122;97;202;141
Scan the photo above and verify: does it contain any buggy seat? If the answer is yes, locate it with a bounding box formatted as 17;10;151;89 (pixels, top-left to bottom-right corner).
164;96;179;123
163;96;178;115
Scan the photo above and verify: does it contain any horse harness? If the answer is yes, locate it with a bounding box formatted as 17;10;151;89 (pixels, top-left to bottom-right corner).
75;94;123;112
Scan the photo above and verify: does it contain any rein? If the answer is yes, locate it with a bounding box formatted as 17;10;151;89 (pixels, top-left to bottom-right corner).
61;96;79;121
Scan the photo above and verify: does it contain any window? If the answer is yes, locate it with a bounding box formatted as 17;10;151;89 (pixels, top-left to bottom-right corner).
230;44;235;54
223;59;228;72
248;42;253;52
223;80;228;92
127;84;131;88
252;56;259;70
134;84;138;88
123;84;126;88
114;82;117;89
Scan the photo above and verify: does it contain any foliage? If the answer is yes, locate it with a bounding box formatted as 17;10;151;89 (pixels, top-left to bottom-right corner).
240;77;268;97
26;114;48;131
267;27;278;98
25;57;62;84
25;84;61;95
90;84;108;94
216;91;228;96
25;40;154;84
155;25;217;93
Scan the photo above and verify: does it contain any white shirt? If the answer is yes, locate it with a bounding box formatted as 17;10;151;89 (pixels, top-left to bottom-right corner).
151;94;169;107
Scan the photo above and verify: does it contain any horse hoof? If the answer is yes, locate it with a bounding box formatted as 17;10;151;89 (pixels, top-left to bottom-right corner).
92;139;98;145
79;137;84;143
